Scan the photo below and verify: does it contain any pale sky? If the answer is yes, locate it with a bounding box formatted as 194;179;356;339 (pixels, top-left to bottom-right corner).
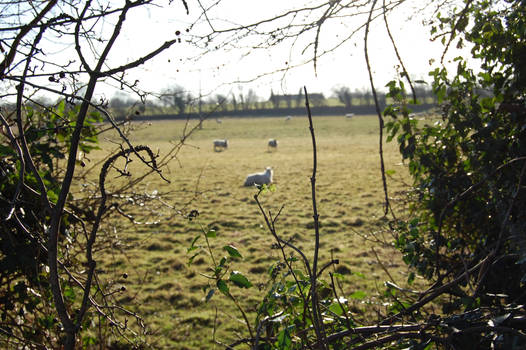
103;0;462;102
29;0;469;103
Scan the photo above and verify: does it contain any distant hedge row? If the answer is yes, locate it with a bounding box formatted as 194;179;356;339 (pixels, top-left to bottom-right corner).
124;103;436;121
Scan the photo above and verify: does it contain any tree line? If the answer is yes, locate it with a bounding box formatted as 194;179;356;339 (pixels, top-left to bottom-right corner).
107;84;438;118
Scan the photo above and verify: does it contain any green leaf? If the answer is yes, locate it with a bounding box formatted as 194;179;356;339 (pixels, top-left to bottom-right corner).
352;271;366;279
407;272;415;284
276;328;292;350
217;280;229;296
187;252;199;266
293;269;307;280
187;235;200;252
0;144;16;157
63;285;76;302
206;229;217;238
223;245;242;258
287;256;299;263
259;183;277;194
332;272;344;280
385;169;396;176
82;335;97;346
205;288;215;302
229;271;252;288
328;302;344;316
350;291;367;300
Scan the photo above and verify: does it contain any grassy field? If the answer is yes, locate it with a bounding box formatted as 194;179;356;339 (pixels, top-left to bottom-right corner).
87;115;415;349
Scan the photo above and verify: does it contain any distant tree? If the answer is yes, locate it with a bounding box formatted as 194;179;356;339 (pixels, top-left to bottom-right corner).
333;86;353;110
295;87;304;107
269;89;279;109
309;93;326;107
377;91;386;107
109;92;139;118
110;96;131;109
284;94;293;108
213;93;228;112
160;85;192;115
231;92;238;111
245;88;258;110
363;89;373;106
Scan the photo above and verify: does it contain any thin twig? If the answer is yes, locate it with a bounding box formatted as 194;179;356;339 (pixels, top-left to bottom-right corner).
304;86;328;349
364;0;390;216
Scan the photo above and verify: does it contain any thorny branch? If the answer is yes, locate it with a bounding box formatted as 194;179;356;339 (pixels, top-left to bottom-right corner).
0;1;192;348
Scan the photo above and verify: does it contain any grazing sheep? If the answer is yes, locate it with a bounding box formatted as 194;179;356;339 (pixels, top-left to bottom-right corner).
244;167;273;186
216;118;222;124
268;138;278;151
285;115;292;121
345;113;355;119
213;139;228;152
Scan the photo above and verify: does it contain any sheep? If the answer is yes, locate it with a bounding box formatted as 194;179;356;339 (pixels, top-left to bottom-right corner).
345;113;355;119
268;138;278;151
285;115;292;121
213;139;228;152
243;167;273;187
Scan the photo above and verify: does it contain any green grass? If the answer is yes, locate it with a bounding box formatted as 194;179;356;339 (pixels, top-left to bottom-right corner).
86;115;416;349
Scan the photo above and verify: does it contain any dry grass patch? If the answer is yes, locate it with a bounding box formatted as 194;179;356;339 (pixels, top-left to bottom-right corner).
82;115;419;348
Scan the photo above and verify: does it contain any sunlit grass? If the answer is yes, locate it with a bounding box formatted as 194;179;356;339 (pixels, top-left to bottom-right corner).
87;115;417;348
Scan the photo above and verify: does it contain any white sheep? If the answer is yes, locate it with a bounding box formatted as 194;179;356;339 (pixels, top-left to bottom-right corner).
213;139;228;152
243;167;273;186
345;113;355;119
285;115;292;121
268;138;278;151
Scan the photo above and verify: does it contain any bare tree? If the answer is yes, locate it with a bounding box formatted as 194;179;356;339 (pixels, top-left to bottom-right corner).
333;86;353;110
269;88;279;108
244;88;259;110
231;92;239;111
296;86;304;107
0;1;194;348
160;85;193;115
213;93;228;112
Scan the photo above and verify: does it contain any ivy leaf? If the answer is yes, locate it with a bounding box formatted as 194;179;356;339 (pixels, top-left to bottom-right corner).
187;235;200;253
0;144;16;157
276;328;292;349
187;252;199;266
229;271;252;288
217;280;229;296
223;245;242;259
329;302;344;316
205;288;215;302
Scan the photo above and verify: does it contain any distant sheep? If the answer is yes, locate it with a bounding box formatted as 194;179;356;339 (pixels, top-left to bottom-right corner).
285;115;292;121
213;139;228;152
243;167;273;187
268;138;278;151
345;113;355;119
